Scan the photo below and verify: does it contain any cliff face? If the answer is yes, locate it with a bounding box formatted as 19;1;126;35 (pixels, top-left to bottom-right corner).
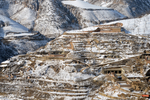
87;0;150;18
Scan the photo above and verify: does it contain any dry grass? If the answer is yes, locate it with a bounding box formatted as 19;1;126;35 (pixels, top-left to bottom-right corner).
118;93;131;98
28;60;36;70
0;92;6;96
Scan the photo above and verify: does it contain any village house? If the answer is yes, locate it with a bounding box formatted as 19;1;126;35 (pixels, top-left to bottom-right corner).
102;66;131;76
94;23;124;33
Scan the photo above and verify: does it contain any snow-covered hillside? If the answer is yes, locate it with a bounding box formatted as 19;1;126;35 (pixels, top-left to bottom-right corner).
0;0;80;37
62;0;127;28
1;24;150;99
87;0;150;18
0;0;78;63
0;0;150;99
34;0;79;37
0;0;127;36
11;7;36;29
105;14;150;35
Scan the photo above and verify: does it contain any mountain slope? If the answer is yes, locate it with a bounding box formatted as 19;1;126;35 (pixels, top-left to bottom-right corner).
0;0;79;63
0;0;80;37
105;14;150;35
87;0;150;18
0;8;51;63
0;15;28;37
62;0;127;28
0;25;150;99
0;0;127;37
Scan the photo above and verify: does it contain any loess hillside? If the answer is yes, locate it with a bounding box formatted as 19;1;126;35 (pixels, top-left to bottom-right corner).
0;24;150;99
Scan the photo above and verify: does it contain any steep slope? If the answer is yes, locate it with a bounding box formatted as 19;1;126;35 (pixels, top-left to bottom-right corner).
34;0;79;37
0;10;51;63
0;39;17;63
62;0;127;28
0;25;150;99
0;32;51;63
0;0;127;37
0;0;80;37
11;7;36;30
87;0;150;18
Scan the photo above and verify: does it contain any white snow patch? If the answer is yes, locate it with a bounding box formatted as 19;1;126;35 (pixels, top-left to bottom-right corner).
11;7;36;29
104;14;150;35
62;0;111;9
100;1;113;7
125;73;143;78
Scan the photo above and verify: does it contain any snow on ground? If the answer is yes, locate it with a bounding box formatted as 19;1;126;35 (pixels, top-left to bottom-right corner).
125;73;144;78
80;26;98;31
0;94;23;100
5;33;34;37
27;59;95;82
0;65;7;67
1;60;10;64
64;26;99;34
11;7;36;29
81;10;126;22
65;26;98;33
104;14;150;35
62;0;110;9
94;94;110;100
100;1;113;7
0;15;28;37
62;0;126;27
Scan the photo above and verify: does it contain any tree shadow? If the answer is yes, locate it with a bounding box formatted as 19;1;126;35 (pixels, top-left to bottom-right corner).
121;27;131;34
0;27;4;37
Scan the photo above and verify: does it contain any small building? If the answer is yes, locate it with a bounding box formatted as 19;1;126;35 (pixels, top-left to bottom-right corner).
95;23;123;33
102;66;131;77
103;67;122;75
